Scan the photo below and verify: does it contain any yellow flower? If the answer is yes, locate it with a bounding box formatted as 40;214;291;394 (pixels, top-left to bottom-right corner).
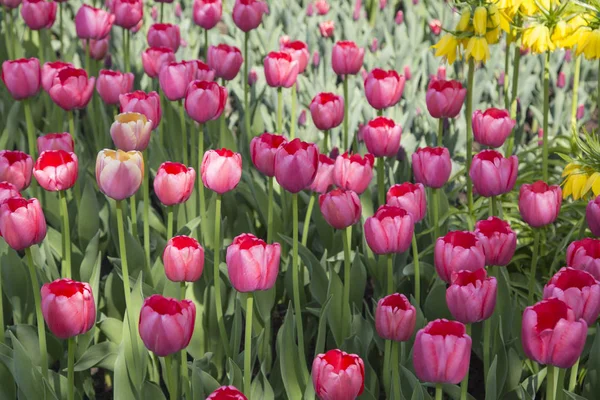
520;0;559;16
486;5;501;43
473;6;487;36
553;18;587;49
522;24;556;54
456;9;471;32
465;36;490;63
433;34;460;65
579;29;600;60
561;163;600;200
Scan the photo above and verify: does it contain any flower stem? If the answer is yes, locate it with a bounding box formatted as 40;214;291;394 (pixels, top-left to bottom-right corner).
506;40;522;157
291;193;305;359
432;188;439;242
290;83;297;140
59;3;63;55
387;253;393;294
437;118;443;146
213;194;230;356
85;39;90;76
167;205;173;241
412;233;420;307
24;99;36;160
547;365;556;400
571;56;581;132
528;229;540;304
123;28;130;73
165;355;178;400
25;247;48;378
244;292;254;399
204;29;208;60
343;76;349;150
160;2;164;23
179;100;188;166
267;177;275;244
504;42;511;110
244;31;250;137
542;51;550;181
466;58;475;222
483;317;491;384
377;157;385;206
569;357;580;391
435;384;443;400
59;190;71;278
342;225;352;339
323;130;329;154
383;340;391;397
67;336;75;400
391;341;401;400
301;193;316;247
130;196;138;238
460;324;471;400
491;196;497;217
3;7;13;59
219;108;225;148
37;30;44;65
0;263;4;344
198;124;206;242
277;87;283;134
68;110;76;138
180;282;190;399
143;151;153;286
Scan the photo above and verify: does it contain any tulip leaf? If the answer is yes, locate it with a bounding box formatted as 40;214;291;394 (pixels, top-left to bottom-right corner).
485;356;498;400
77;179;100;249
226;358;244;391
74;341;119;372
564;391;588;400
98;317;124;344
1;249;32;325
583;324;600;398
0;343;15;400
349;248;366;310
142;381;167;400
423;279;452;321
326;264;349;347
313;296;333;359
277;303;307;399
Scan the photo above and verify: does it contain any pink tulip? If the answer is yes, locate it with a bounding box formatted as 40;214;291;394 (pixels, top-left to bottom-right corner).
83;37;110;61
319;20;335;38
312;349;364;400
370;38;378;53
226;233;281;292
41;279;95;339
426;79;467;119
151;6;158;20
312;50;320;68
298;109;307;126
352;0;361;19
41;61;73;92
193;0;222;30
403;65;412;80
395;10;404;24
138;294;196;356
110;112;153;151
110;0;143;29
247;69;258;86
274;139;319;193
363;117;402;158
120;90;162;129
75;5;114;40
577;104;584;120
207;44;243;81
386;183;426;223
434;231;485;283
429;19;442;35
142;47;176;79
519;181;562;228
163;235;205;282
250;133;287;177
314;0;329;14
364;68;404;110
185;80;227;123
48;67;95;111
333;152;374;195
557;71;566;88
319;188;361;230
0;197;46;251
446;268;497;324
195;60;216;82
437;66;446;80
1;58;41;101
159;61;197;101
37;133;74;154
375;293;416;341
544;267;600;325
21;0;56;30
154;162;195;205
207;386;247;400
413;319;471;384
201;149;242;194
147;23;181;52
475;217;516;266
309;154;335;194
567;238;600;281
0;0;21;9
280;40;310;74
472;108;516;148
470;150;518;197
130;19;143;34
412;147;451;189
33;150;78;192
0;182;21;205
309;92;344;131
497;72;505;86
522;298;587;368
95;149;144;200
263;51;299;88
365;205;414;254
96;69;134;105
0;150;33;191
587;195;600;237
331;41;365;76
232;0;268;32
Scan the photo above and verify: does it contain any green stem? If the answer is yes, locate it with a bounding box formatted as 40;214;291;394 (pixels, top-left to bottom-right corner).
219;109;225;148
123;28;130;73
528;229;540;304
159;90;164;147
67;336;75;400
435;384;443;400
377;157;385;206
542;51;550;182
290;83;297;140
8;8;16;58
143;151;152;286
214;194;230;356
85;39;90;76
267;177;274;244
568;357;580;392
0;261;4;343
38;30;44;65
342;226;352;339
59;190;71;278
25;247;48;378
571;55;581;133
165;355;178;400
323;130;329;154
24;99;36;160
432;188;439;242
179;100;188;165
387;253;393;294
412;233;420;307
504;42;511;110
244;292;254;399
3;7;13;59
59;2;63;55
391;341;401;400
204;29;208;60
130;196;138;238
343;76;349;149
491;196;497;217
301;193;316;247
167;205;173;241
460;324;471;400
68;110;76;138
160;2;164;23
292;193;305;359
506;41;521;157
383;340;391;397
598;59;600;122
198;124;206;242
378;109;383;117
180;282;190;399
483;317;491;384
437;118;443;146
466;58;475;222
244;31;250;137
547;365;556;400
556;367;565;400
277;87;283;134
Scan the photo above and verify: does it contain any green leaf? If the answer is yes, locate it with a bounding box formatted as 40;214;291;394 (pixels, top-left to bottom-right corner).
564;390;588;400
277;303;307;399
349;248;366;309
74;341;118;372
327;265;349;347
99;318;123;344
313;296;333;359
485;356;498;400
77;179;100;248
226;358;244;391
8;331;56;400
0;356;15;400
142;381;167;400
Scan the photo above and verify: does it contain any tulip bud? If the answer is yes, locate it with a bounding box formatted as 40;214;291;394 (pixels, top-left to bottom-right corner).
364;69;405;110
473;6;487;36
314;0;329;15
567;238;600;281
33;150;78;192
280;40;310;74
1;58;41;100
375;293;416;341
141;47;176;79
588;196;600;237
472;108;516;148
248;69;258;86
426;79;467;119
319;20;335;38
41;279;96;339
263;51;299;88
0;197;46;251
163;235;205;282
312;349;364;400
250;133;287;177
363;117;402;158
110;112;153;151
577;104;584;120
226;233;281;292
193;0;222;30
333;152;374;194
446;268;497;324
96;69;134;105
395;10;404;25
331;41;365;76
386;183;427;223
147;23;181;52
309;154;335;194
0;150;33;191
557;71;566;89
75;5;114;40
95;149;144;200
365;205;414;254
274;139;319;193
434;231;485;283
154;162;195;206
429;19;442;36
319;188;361;230
475;217;516;266
208;44;244;81
120;90;162;130
312;50;320;68
0;182;21;204
470;150;518;197
412;147;451;189
207;386;247;400
519;181;562;228
309;92;344;131
201;149;242;194
48;67;96;111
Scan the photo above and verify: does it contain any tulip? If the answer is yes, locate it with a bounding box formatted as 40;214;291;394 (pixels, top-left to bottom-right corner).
363;117;402;158
147;23;181;52
163;235;205;282
319;20;335;38
96;70;134;105
207;44;244;81
587;195;600;237
75;5;114;40
185;80;227;124
41;61;73;92
364;68;405;110
429;19;442;35
395;10;404;24
95;149;144;200
365;205;414;255
577;104;585;120
33;150;78;192
250;133;287;177
280;40;310;74
274;139;319;193
472;108;516;148
201;149;242;194
207;386;247;400
47;67;95;111
434;231;485;283
153;162;195;206
375;293;416;342
470;150;518;197
110;0;143;29
232;0;268;32
333;152;374;195
413;319;472;384
314;0;329;15
312;349;364;400
557;71;566;88
412;147;451;189
426;79;467;119
309;92;344;131
519;181;562;228
522;298;587;368
138;294;196;356
309;154;335;194
20;0;56;30
120;90;162;130
248;69;258;85
110;112;153;151
331;40;365;76
312;50;320;67
0;0;21;8
319;188;361;230
446;268;497;324
193;0;222;30
83;37;110;61
263;51;299;88
0;197;46;251
567;238;600;281
40;279;96;339
474;217;517;266
0;150;33;191
298;109;307;126
306;2;313;16
0;182;21;204
159;61;197;101
386;183;427;223
370;38;379;53
195;60;216;82
141;47;176;79
226;233;281;292
1;58;41;100
37;133;74;154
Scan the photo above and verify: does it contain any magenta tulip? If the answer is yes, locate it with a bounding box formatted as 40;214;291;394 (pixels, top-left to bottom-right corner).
207;386;247;400
41;61;72;92
309;154;335;194
364;68;404;110
434;231;485;283
318;20;335;38
33;150;78;192
163;236;205;282
567;238;600;282
110;0;143;29
472;108;516;148
474;217;516;266
250;133;287;177
185;80;227;123
312;349;364;400
412;147;451;189
0;182;21;204
147;23;181;52
141;47;176;79
120;90;162;130
48;67;95;111
470;150;518;197
365;205;414;255
263;51;299;88
37;133;74;154
587;195;600;237
226;233;281;292
333;152;374;195
232;0;268;32
193;0;222;30
386;183;427;223
153;162;195;206
363;117;402;158
0;197;46;251
319;188;361;230
309;92;344;131
96;70;134;105
519;181;562;228
0;150;33;191
425;79;467;119
195;60;216;82
159;61;197;101
75;5;114;40
201;149;242;194
41;279;96;339
1;58;41;100
20;0;56;30
280;40;310;74
274;139;319;193
207;44;244;81
332;40;365;76
446;268;497;324
375;293;416;342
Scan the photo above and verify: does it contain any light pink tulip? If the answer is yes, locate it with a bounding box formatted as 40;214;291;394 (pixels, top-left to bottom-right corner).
153;162;195;205
159;61;197;101
412;147;451;189
331;40;365;76
41;279;96;339
429;19;442;35
75;5;114;40
142;47;176;79
250;133;287;177
519;181;562;228
33;150;78;192
280;40;310;74
309;92;344;131
96;69;134;105
37;133;74;153
163;236;205;282
470;150;518;197
120;90;162;130
147;23;181;52
232;0;268;32
95;149;143;200
365;205;414;254
185;80;227;123
544;267;600;326
110;112;153;151
201;149;242;194
263;51;299;88
375;293;416;342
364;68;404;110
0;197;46;251
363;117;402;158
309;154;335;194
567;238;600;281
0;150;33;191
319;188;361;230
193;0;222;30
48;67;95;111
274;139;319;193
434;231;485;283
446;268;497;324
312;349;364;400
226;233;281;292
333;152;374;195
207;44;244;81
426;79;467;119
1;58;41;100
41;61;73;92
314;0;329;15
386;183;426;223
472;108;516;148
83;37;110;61
20;0;56;30
475;217;516;266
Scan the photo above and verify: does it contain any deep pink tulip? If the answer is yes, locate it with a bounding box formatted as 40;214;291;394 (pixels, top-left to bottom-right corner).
226;233;281;292
250;133;286;177
557;71;566;88
159;61;197;101
0;0;21;9
0;182;21;205
1;58;41;100
474;217;516;266
83;37;110;61
426;79;467;119
193;0;222;30
577;104;585;120
364;69;404;110
587;195;600;237
201;149;242;194
403;65;412;80
429;19;442;35
185;80;227;123
142;47;176;79
312;50;320;68
163;235;205;282
306;2;313;16
33;150;78;192
309;92;344;131
0;150;33;191
154;162;195;205
375;293;416;341
395;10;404;24
96;70;134;105
309;154;335;194
519;181;562;228
543;267;600;326
446;268;497;324
412;147;451;189
280;40;310;74
41;279;95;339
248;69;258;85
147;23;181;52
386;183;426;223
95;149;143;200
138;294;196;356
319;20;335;38
110;0;143;29
207;44;243;81
207;386;247;400
0;197;46;251
48;67;95;111
470;150;518;197
75;5;114;40
314;0;329;15
413;319;471;384
41;61;73;92
312;349;364;400
434;231;485;283
333;152;374;195
274;139;319;193
110;112;153;151
21;0;56;30
365;205;414;254
195;60;216;82
363;117;402;158
567;238;600;281
37;133;74;154
522;298;587;368
232;0;268;32
319;188;361;230
331;40;365;76
263;51;299;88
120;90;162;130
472;108;516;148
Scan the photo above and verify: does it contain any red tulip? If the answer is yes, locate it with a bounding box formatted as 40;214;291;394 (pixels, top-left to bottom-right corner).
274;139;319;193
519;181;562;228
193;0;222;30
363;117;402;158
201;149;242;194
375;293;416;341
587;195;600;237
1;58;41;100
110;0;143;29
280;40;310;74
0;197;46;251
364;68;404;110
226;233;281;292
470;150;518;197
96;69;134;105
446;268;497;324
0;182;21;205
120;90;162;130
142;47;176;79
20;0;56;30
207;44;244;81
544;267;600;326
331;40;364;76
159;61;197;101
41;279;96;339
163;236;205;282
434;231;485;283
184;80;227;124
207;386;247;400
147;23;181;52
319;188;361;230
75;5;114;40
309;154;335;194
153;162;195;205
232;0;268;32
474;217;516;266
41;61;73;92
48;67;95;111
425;79;467;119
250;133;287;177
472;108;516;148
567;238;600;282
312;349;364;400
33;150;78;192
0;150;33;191
309;92;344;131
263;51;299;88
365;205;414;254
333;152;374;195
386;183;426;223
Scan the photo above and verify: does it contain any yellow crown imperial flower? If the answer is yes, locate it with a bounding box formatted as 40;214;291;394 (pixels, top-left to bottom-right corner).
432;33;460;65
465;36;490;63
485;5;501;44
579;29;600;60
456;8;471;32
473;6;487;36
522;24;556;54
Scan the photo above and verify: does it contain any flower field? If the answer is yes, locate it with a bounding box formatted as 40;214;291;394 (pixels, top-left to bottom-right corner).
1;0;600;399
